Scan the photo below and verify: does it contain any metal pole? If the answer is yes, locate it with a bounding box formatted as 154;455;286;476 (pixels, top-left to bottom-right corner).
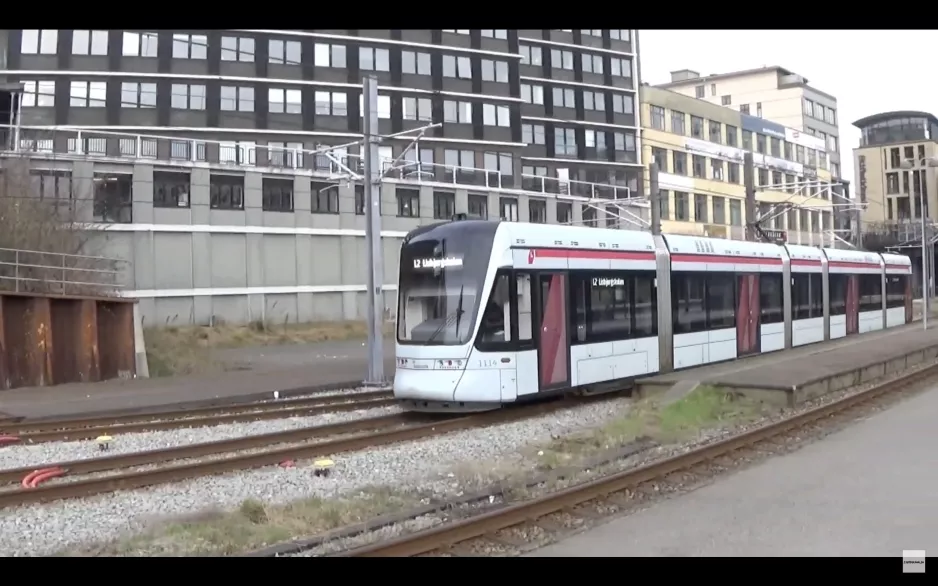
743;151;756;241
648;162;660;235
362;76;386;386
12;90;23;152
922;175;928;330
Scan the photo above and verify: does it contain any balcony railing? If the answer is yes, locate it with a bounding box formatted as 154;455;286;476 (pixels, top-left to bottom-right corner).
0;124;633;203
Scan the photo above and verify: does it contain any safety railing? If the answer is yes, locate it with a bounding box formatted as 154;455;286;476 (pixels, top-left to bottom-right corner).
0;247;128;297
0;124;633;202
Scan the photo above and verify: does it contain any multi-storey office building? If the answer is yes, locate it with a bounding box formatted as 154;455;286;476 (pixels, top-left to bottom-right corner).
641;85;835;246
659;67;842;181
0;29;641;326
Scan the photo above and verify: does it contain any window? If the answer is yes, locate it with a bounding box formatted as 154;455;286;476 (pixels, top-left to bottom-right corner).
401;50;431;75
520;45;542;66
650;106;665;130
221;85;256;112
403;97;433;122
221;36;255;62
886;275;907;309
443;100;472;124
581;29;602;37
268;141;304;168
760;273;784;324
585;129;607;154
555;127;577;156
825;107;836;125
611;94;632;114
210;174;245;210
120;82;157;108
152;171;190;208
71;30;109;56
721;95;731;106
658;190;670;220
269;87;302;114
727;162;740;184
886;172;900;194
359;46;390;72
692;155;706;179
712;196;725;224
551;49;574;70
481;59;509;82
314;43;347;68
552;86;576;109
569;271;657;343
468;194;488;219
433;191;455;220
92;173;133;223
172;33;207;59
695;85;705;98
859;274;883;313
690;116;704;138
483;152;513;182
261;178;293;212
610;57;631;78
739;104;750;115
122;31;158;57
671;111;686;135
756;134;766;154
672;151;687;175
730;199;742;226
583;91;605;112
651;147;668;172
704;120;721;144
443;29;470;35
581;53;604;74
742;130;752;151
791;273;823;320
269;38;301;65
70;81;107;108
674;191;689;221
21;30;58;55
521;83;544;105
610;30;631;41
522;123;546;145
443;149;476;172
756;102;763;117
529;199;547;223
442;55;472;79
613;132;636;161
21;81;56;108
694;193;708;222
711;158;724;181
482;104;510;127
803;98;813;116
726;125;738;147
827;135;838;153
397;188;419;217
557;201;572;224
499;197;519;221
672;272;735;334
480;29;509;39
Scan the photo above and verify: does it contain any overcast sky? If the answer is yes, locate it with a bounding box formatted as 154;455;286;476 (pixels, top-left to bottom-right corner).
639;30;936;188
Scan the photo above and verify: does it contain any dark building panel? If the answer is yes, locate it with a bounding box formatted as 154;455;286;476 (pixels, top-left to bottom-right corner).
206;31;221;76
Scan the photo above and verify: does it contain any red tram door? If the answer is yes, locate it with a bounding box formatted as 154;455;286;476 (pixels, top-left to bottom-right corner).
736;274;761;357
845;275;860;335
535;272;570;391
904;275;913;323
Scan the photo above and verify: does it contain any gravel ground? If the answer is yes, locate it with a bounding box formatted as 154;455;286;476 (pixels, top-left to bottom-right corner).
0;396;631;557
0;404;401;471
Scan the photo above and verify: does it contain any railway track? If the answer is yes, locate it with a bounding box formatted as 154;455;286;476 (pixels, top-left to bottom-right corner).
0;392;620;509
0;390;395;444
331;362;938;557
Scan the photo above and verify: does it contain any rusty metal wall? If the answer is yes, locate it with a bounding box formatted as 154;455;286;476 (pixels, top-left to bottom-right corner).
0;292;135;390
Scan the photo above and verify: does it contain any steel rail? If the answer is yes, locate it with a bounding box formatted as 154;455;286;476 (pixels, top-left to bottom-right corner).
333;363;938;557
0;394;613;509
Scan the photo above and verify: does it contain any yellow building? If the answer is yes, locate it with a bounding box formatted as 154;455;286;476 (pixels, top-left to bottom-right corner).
640;85;835;246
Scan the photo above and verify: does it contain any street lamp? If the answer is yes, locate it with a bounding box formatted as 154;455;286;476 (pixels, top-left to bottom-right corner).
899;156;938;329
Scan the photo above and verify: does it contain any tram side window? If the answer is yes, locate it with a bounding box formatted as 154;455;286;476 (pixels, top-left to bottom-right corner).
829;274;847;316
759;273;784;324
859;274;882;313
516;273;533;340
570;271;657;343
673;272;707;334
633;273;657;338
478;272;511;343
707;273;736;330
885;275;906;309
588;274;632;340
792;273;822;320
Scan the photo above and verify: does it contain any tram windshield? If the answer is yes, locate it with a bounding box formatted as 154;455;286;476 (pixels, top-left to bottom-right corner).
397;221;498;346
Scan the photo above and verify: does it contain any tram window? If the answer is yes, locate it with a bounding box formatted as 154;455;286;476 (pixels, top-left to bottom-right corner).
859;274;882;313
707;273;736;330
829;274;847;316
516;273;533;340
633;273;657;338
478;272;510;343
673;272;707;334
572;275;588;342
886;275;906;309
792;273;822;320
759;273;784;324
589;275;631;339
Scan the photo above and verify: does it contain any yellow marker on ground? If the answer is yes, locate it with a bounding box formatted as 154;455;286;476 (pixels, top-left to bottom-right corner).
313;458;334;477
96;435;112;451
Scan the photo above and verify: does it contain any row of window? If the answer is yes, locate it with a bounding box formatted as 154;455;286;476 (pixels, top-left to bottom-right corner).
521;83;634;115
524;123;636;158
659;189;832;234
802;97;837;126
518;44;632;78
556;30;632;42
646;103;829;170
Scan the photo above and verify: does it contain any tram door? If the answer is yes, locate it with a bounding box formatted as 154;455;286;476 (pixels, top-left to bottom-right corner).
736;274;761;357
845;275;860;335
904;275;913;324
534;272;570;391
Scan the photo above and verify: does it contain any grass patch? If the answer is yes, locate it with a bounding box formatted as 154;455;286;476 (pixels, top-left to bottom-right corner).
532;386;770;472
63;486;422;557
144;319;395;377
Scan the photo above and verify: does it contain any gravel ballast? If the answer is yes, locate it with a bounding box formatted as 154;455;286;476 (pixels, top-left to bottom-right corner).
0;396;632;557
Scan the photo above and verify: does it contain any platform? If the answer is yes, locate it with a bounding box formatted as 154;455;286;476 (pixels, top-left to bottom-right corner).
0;347;396;421
637;323;938;406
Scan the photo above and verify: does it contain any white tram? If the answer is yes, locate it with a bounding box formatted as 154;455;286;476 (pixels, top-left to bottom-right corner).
393;219;913;412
